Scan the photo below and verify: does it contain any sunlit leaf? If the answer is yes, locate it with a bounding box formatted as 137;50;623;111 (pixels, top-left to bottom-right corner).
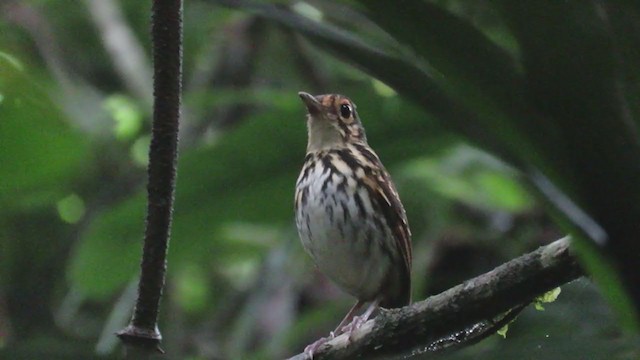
56;194;86;224
497;324;509;338
103;94;143;140
534;287;561;311
402;146;533;213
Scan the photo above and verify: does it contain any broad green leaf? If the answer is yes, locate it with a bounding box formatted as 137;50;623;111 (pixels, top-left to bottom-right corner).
498;0;640;331
68;193;145;298
402;146;533;213
356;0;526;125
0;55;89;210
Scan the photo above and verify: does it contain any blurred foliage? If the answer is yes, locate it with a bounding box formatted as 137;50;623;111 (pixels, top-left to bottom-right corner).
0;0;639;359
218;0;640;332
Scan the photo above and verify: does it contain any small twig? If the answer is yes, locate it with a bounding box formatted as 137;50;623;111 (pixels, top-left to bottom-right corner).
83;0;153;105
287;237;583;360
116;0;183;355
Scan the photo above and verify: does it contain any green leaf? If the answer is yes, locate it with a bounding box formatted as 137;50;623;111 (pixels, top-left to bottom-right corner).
539;287;562;303
498;0;640;331
56;194;86;224
0;51;24;71
534;287;562;311
68;194;144;298
356;0;526;123
0;55;89;210
572;239;639;332
173;264;211;314
103;94;144;140
402;145;533;212
496;324;509;338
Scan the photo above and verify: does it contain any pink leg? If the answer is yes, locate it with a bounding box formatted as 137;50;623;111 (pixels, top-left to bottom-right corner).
340;299;380;337
304;336;331;360
332;300;365;336
304;300;365;359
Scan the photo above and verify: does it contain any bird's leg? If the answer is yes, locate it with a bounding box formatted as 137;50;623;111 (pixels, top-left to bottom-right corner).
332;300;365;337
339;299;380;338
304;300;365;359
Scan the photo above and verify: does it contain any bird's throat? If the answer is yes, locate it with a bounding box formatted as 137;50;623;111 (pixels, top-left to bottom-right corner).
306;118;344;152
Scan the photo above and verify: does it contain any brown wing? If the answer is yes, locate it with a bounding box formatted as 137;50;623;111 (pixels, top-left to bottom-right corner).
345;144;412;307
372;169;412;274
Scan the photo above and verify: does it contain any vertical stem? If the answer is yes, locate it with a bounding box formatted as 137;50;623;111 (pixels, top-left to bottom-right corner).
117;0;182;354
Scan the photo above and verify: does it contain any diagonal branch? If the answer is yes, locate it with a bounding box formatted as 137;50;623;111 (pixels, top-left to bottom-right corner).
288;237;583;360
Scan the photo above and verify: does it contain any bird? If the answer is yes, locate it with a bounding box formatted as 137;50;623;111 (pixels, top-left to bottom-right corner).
294;91;412;356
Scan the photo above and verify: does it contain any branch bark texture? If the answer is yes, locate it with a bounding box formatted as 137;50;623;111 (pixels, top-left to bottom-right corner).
288;237;583;360
116;0;183;353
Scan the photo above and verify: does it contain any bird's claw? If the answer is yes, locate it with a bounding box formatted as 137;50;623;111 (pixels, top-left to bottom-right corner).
339;314;367;337
304;333;335;359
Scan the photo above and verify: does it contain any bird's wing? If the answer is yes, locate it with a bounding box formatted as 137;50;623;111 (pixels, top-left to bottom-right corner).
346;144;412;304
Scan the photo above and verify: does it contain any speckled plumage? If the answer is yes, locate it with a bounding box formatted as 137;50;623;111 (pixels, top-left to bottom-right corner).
295;92;412;311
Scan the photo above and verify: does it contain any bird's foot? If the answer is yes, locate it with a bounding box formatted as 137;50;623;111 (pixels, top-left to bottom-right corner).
304;333;335;359
339;314;368;341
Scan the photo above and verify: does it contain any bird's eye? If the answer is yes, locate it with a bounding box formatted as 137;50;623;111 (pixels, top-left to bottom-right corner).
339;104;352;119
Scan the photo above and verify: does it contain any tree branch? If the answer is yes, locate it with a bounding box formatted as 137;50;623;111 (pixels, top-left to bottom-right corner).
116;0;182;354
287;237;583;360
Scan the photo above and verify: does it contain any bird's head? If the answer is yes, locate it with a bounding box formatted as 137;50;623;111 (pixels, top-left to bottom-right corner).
298;92;366;152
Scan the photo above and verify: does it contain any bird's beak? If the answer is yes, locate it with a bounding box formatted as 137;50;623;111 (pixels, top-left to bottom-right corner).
298;91;322;115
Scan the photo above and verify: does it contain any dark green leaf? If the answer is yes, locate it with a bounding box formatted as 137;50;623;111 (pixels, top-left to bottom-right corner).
356;0;524;124
498;1;640;329
211;0;516;163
